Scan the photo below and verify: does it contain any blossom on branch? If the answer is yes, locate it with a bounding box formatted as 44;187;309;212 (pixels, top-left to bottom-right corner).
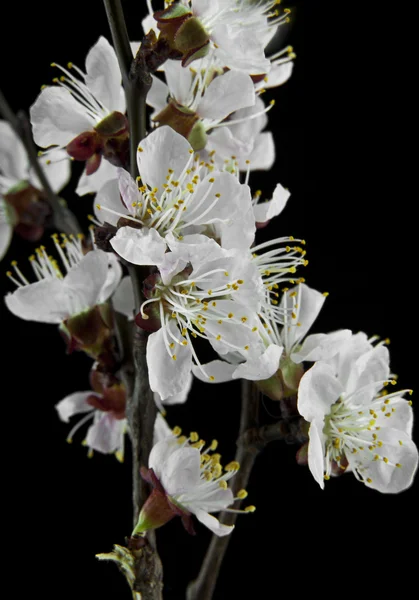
133;428;254;537
0;120;70;258
30;37;126;195
298;337;418;493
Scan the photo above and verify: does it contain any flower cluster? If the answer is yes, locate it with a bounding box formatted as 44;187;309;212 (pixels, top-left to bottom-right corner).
1;0;417;552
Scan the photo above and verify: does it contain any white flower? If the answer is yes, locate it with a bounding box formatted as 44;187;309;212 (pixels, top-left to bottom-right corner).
148;60;255;151
5;235;121;323
0;120;70;259
205;97;275;171
30;37;125;195
93;126;255;258
136;430;254;536
142;241;262;399
56;384;126;461
298;340;418;493
154;0;290;73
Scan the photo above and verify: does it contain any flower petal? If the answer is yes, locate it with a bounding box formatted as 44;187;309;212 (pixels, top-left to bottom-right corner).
149;436;178;478
233;344;283;381
0;120;27;182
147;321;193;400
64;250;111;310
85;37;125;113
163;60;194;107
307;420;326;489
94;178;122;226
192;360;237;383
162;370;193;405
30;87;94;148
0;221;12;261
112;275;135;320
31;149;71;193
263;62;294;89
161;446;201;496
76;159;118;196
153;413;175;446
198;71;255;121
137;126;192;192
110;226;167;265
193;508;234;537
291;330;352;364
348;428;418;494
98;253;123;304
282;284;326;351
55;391;96;422
297;362;343;423
86;412;125;454
5;278;71;323
253;182;290;223
148;75;169;112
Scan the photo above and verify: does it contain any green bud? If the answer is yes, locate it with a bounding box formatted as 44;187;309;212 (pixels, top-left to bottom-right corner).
188;120;208;151
174;16;210;53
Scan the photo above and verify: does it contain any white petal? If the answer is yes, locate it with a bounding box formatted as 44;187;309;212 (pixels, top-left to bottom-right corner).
297;362;343;423
64;250;111;310
30;87;94;148
374;397;414;436
199;71;255;121
153;413;175;446
162;370;193;405
110;226;167;265
142;14;158;35
346;345;390;402
161;447;201;496
94;178;123;226
348;429;419;494
186;172;244;226
112;275;135;320
76;159;118;196
117;167;141;213
238;131;275;171
86;413;124;454
253;182;290;223
147;322;193;400
282;284;325;351
137;126;192;192
85;37;125;113
31;149;71;193
307;420;326;489
0;120;27;181
192;0;218;19
0;221;12;261
263;62;294;89
149;436;178;478
55;391;96;422
212;24;270;74
148;75;169;112
163;61;194;106
233;344;283;381
193;508;234;537
157;250;188;286
192;360;236;383
291;330;352;364
98;253;123;303
5;278;71;323
218;185;256;252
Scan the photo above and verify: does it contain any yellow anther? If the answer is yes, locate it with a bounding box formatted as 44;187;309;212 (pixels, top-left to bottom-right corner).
228;313;234;318
322;292;329;297
190;432;199;442
115;451;124;463
138;146;144;152
224;271;229;276
169;342;175;349
172;354;177;361
244;505;256;513
383;457;389;463
173;426;182;436
219;480;228;490
396;463;402;468
244;345;249;351
237;489;248;499
209;375;215;381
177;435;187;444
225;461;240;471
367;478;372;484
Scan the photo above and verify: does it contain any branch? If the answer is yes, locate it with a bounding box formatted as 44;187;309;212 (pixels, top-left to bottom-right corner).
186;380;261;600
0;89;81;236
238;419;307;450
103;2;162;598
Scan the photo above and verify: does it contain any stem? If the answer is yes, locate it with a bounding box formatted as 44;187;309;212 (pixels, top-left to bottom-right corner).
103;2;162;598
0;89;81;236
186;381;261;600
103;0;151;175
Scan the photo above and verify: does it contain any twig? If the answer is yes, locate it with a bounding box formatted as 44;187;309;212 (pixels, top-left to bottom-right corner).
186;381;261;600
103;2;162;598
0;89;81;236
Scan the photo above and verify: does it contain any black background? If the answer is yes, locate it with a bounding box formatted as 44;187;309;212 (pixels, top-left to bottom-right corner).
1;1;417;598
